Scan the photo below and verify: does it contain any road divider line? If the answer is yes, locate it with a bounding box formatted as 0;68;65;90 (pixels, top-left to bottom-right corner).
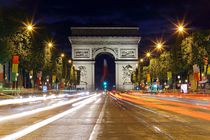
0;94;101;140
89;95;107;140
0;94;96;122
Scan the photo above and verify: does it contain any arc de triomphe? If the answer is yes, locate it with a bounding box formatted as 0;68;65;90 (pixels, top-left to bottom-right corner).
69;27;141;90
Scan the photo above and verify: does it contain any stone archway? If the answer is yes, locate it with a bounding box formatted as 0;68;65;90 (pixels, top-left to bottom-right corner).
69;27;141;90
94;52;116;90
92;47;118;60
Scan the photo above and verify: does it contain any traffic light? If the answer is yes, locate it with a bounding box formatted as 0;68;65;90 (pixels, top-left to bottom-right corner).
103;81;108;90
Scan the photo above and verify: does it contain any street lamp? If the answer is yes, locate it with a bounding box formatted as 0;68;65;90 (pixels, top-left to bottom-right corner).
61;53;65;58
140;58;144;63
157;43;162;49
68;59;72;64
153;40;165;51
24;22;35;32
48;42;53;48
174;21;187;35
146;52;151;58
177;25;184;33
27;24;33;31
156;42;164;51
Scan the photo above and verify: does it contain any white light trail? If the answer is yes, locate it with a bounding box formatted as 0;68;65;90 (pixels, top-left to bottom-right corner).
0;94;95;122
0;94;100;140
72;94;99;107
95;98;101;104
0;92;86;106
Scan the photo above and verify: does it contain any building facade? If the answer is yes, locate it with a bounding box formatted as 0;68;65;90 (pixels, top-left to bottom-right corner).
69;27;141;90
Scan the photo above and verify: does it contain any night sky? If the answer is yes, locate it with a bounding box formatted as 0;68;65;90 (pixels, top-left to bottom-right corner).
1;0;209;88
1;0;210;53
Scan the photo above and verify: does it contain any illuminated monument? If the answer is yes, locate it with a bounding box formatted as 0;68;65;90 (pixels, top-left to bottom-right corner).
69;27;141;90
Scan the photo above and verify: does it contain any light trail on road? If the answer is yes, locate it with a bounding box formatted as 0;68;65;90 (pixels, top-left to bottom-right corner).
0;94;96;122
123;94;210;110
0;92;87;106
1;93;209;140
110;92;210;121
0;94;101;140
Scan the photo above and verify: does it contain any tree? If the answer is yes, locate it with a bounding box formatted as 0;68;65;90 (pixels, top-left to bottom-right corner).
181;35;194;76
131;70;137;83
0;6;33;88
10;31;32;64
158;51;172;83
142;66;149;82
181;31;210;80
192;33;207;80
75;70;81;85
139;51;173;85
70;65;75;87
0;6;30;62
170;38;185;76
149;58;160;81
0;39;12;64
0;7;24;64
204;34;210;77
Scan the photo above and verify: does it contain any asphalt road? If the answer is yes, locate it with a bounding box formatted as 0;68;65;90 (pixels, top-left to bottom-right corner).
0;92;210;140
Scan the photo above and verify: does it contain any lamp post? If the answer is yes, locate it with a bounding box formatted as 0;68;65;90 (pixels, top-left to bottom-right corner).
173;20;188;89
137;58;144;88
45;41;54;61
60;53;66;88
25;23;34;89
44;41;54;89
67;59;72;86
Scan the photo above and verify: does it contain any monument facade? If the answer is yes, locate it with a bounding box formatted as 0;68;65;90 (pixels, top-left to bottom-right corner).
69;27;141;90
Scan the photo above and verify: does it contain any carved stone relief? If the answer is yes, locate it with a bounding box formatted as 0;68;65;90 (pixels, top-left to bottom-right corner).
92;48;101;57
74;49;90;58
120;49;136;58
77;66;87;83
113;48;118;56
122;64;133;84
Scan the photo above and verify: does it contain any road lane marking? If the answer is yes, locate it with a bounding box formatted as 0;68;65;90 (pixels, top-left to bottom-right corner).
0;94;96;122
88;95;107;140
0;94;101;140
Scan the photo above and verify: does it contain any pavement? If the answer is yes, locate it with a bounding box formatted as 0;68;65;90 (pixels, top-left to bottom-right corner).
0;91;210;139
